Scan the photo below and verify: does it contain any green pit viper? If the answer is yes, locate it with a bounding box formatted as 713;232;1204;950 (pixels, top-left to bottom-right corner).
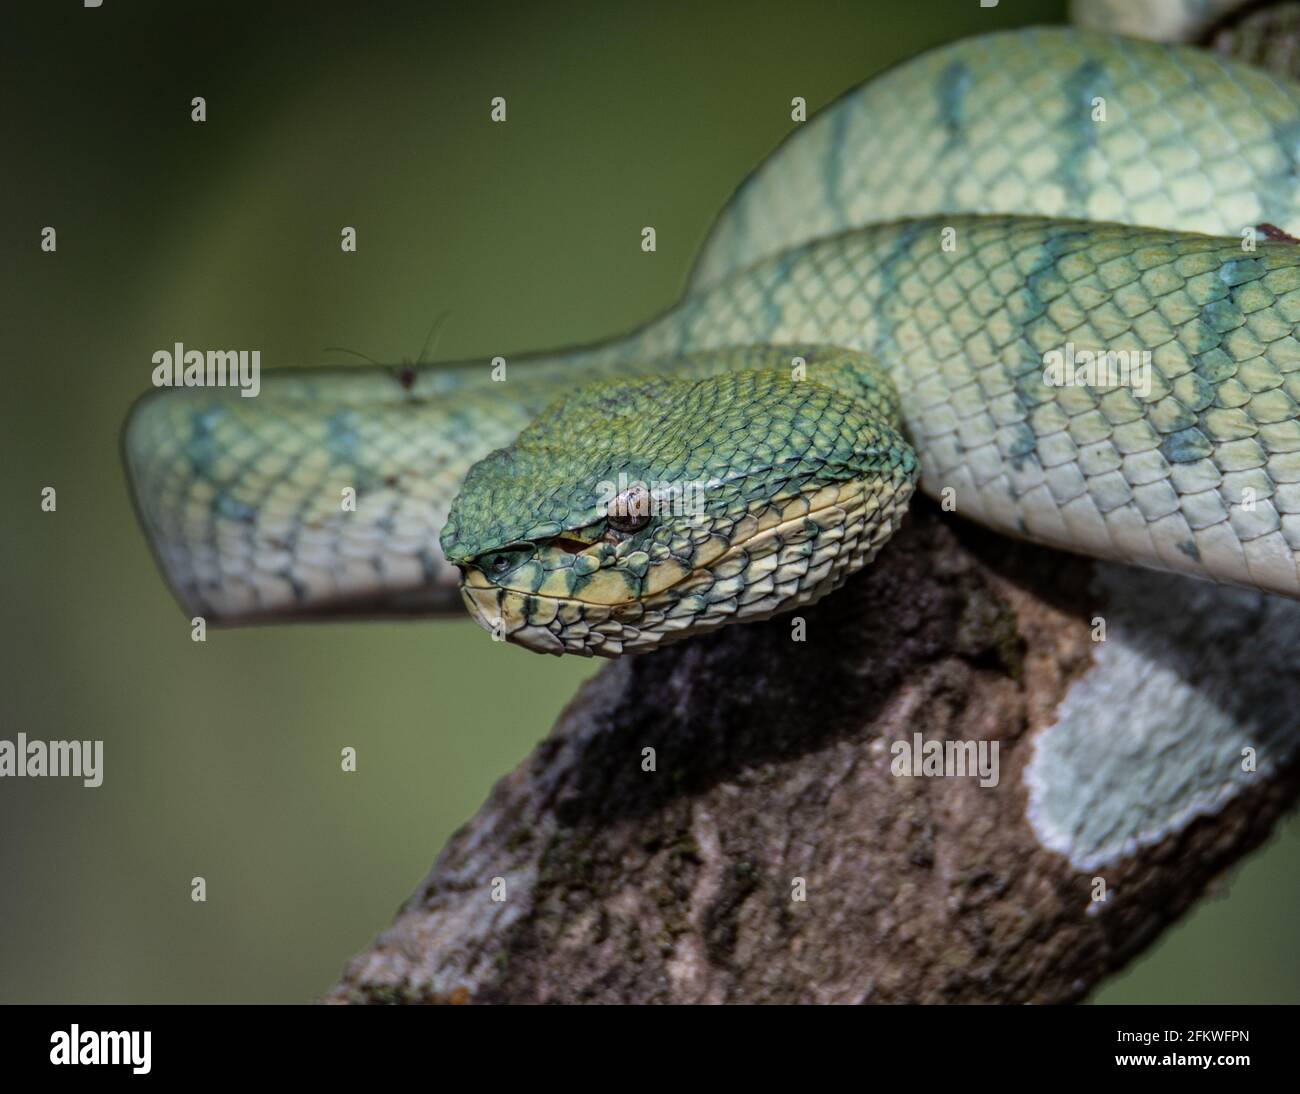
124;1;1300;656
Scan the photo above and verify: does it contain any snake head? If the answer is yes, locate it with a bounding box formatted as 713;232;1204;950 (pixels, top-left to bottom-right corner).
440;350;918;656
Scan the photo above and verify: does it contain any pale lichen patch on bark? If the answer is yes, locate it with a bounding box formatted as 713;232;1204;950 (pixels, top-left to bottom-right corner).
1024;564;1300;871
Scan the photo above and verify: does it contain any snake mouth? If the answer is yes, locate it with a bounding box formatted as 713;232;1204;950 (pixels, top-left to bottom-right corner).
455;475;915;657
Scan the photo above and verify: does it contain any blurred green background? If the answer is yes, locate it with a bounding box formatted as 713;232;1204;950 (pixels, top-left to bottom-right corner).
2;0;1296;1003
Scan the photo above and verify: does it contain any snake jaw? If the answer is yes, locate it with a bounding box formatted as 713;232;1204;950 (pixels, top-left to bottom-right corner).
452;471;917;657
458;580;568;655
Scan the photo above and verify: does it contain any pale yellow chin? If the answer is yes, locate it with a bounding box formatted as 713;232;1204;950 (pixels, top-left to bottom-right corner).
458;579;647;657
456;476;914;658
458;582;577;655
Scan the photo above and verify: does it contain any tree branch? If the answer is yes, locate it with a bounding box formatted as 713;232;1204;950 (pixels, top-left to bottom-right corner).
325;500;1300;1004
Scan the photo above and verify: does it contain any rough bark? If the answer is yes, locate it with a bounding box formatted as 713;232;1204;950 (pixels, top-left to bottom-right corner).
325;500;1300;1004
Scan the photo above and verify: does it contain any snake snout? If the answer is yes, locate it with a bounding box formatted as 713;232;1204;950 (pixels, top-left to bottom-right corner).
456;567;570;655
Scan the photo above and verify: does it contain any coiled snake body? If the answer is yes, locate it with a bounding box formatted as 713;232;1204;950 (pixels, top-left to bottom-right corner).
126;13;1300;655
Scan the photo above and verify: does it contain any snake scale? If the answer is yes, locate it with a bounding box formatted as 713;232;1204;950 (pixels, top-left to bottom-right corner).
125;6;1300;656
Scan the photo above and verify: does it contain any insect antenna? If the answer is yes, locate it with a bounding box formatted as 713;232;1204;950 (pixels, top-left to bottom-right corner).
322;346;385;367
414;309;454;366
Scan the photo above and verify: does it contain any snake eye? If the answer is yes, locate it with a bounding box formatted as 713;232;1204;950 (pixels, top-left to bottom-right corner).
607;483;652;534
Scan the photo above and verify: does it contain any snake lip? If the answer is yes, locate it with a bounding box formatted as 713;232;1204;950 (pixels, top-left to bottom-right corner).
455;476;916;657
457;583;569;655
